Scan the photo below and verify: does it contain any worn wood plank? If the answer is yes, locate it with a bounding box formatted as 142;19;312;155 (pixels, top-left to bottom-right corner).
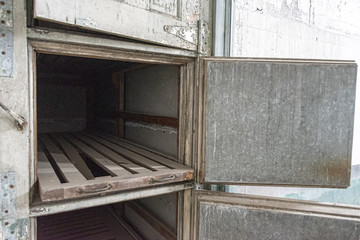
51;133;94;180
84;133;169;170
37;144;62;188
93;132;191;170
31;182;193;216
73;133;152;174
62;133;132;177
37;166;193;202
39;134;87;184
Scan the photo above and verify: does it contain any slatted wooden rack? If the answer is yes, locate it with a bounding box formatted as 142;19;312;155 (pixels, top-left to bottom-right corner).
37;132;194;202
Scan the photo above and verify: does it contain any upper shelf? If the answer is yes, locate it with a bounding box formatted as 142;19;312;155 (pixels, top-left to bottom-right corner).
37;132;194;202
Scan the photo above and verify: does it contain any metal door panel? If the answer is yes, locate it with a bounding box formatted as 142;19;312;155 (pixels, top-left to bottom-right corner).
196;190;360;240
33;0;199;51
199;58;357;187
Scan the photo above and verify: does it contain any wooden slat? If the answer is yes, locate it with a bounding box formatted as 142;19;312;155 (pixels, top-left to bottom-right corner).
83;133;169;170
38;167;193;202
73;133;152;174
62;133;133;177
40;134;87;184
51;133;94;180
37;144;62;187
94;132;190;170
31;182;193;216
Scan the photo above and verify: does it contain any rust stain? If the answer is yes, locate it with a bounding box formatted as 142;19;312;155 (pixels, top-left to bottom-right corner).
327;158;350;183
184;171;194;180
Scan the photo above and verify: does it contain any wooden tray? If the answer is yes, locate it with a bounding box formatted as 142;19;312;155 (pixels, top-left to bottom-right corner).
37;132;194;202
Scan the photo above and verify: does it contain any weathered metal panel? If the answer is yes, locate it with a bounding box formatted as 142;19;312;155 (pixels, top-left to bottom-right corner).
1;218;16;240
33;0;200;51
0;172;26;240
201;58;357;187
196;191;360;240
0;171;16;219
0;0;13;77
0;218;29;240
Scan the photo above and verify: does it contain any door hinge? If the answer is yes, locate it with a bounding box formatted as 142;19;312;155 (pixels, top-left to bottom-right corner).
163;25;197;45
198;20;211;55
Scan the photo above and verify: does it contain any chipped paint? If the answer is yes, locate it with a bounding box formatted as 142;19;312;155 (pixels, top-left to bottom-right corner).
0;218;30;240
164;25;197;44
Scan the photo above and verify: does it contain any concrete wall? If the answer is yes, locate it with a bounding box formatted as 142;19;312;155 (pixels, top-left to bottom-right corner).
229;0;360;204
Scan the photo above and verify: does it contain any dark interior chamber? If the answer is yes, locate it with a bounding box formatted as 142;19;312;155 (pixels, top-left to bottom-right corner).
37;194;178;240
36;53;180;156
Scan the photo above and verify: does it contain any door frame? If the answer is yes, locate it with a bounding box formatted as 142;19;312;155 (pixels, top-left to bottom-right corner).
27;28;197;240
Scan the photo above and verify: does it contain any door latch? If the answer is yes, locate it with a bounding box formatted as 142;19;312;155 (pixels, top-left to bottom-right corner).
0;101;27;130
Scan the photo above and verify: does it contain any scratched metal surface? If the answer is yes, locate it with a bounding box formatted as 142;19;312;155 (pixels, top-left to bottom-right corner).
203;60;357;187
198;201;360;240
0;171;16;219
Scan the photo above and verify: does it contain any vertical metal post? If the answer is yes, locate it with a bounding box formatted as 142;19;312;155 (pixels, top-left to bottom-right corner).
212;0;233;57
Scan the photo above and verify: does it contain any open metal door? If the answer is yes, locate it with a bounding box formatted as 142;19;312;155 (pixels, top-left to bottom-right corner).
198;58;357;187
195;190;360;240
33;0;200;51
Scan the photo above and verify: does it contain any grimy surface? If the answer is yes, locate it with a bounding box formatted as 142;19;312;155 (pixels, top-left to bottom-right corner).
197;191;360;240
203;59;357;186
